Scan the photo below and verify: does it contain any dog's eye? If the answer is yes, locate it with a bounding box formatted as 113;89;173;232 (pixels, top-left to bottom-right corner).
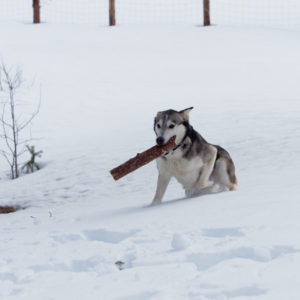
157;124;161;129
169;124;175;129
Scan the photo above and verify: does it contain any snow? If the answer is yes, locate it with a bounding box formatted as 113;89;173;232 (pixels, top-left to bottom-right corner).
0;21;300;300
171;233;190;251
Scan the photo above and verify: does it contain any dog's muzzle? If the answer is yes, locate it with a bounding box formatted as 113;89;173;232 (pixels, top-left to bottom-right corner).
156;136;165;146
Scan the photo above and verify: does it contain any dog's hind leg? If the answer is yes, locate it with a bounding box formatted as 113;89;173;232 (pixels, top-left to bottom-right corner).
212;157;237;191
195;145;217;190
151;174;171;206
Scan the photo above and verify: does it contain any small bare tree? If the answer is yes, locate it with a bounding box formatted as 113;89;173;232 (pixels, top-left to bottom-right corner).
0;62;40;179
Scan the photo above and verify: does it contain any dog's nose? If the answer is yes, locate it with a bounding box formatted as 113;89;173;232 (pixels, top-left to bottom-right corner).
156;137;165;145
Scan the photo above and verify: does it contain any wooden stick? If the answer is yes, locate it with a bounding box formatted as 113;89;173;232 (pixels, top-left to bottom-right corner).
110;136;176;181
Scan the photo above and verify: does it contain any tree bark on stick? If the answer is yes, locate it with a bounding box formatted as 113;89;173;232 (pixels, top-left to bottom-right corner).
110;137;176;181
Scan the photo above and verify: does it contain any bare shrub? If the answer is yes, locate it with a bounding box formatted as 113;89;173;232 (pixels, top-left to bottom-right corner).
0;62;40;179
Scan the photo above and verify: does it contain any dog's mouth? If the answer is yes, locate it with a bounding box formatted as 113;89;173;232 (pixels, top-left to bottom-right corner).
156;135;177;144
156;136;177;157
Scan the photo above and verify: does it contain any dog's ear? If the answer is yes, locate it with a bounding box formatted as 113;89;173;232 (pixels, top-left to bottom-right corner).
179;107;193;121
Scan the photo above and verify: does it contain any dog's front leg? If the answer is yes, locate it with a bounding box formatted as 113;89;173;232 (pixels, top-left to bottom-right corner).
151;174;171;206
195;146;217;190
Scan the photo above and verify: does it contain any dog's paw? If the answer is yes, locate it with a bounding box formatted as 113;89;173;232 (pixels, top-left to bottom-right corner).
150;200;162;206
185;188;200;197
229;184;237;191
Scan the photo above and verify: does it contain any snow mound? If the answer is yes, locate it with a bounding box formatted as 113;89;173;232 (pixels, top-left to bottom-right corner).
171;233;190;251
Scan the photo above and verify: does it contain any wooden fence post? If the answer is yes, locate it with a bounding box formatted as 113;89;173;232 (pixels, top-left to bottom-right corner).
109;0;116;26
33;0;40;24
203;0;210;26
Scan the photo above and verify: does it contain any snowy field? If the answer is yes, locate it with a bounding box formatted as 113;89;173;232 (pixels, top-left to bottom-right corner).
0;20;300;299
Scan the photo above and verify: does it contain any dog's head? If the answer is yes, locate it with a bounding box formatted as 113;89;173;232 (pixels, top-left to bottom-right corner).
154;107;193;146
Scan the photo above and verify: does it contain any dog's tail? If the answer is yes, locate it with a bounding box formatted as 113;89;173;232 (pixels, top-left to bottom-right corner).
227;158;238;189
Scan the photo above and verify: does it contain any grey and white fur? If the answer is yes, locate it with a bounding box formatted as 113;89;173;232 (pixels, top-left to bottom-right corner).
152;107;237;205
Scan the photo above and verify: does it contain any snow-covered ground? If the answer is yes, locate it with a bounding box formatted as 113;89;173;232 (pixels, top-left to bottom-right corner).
0;22;300;299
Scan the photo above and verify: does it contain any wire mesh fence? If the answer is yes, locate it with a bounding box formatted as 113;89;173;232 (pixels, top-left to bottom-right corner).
40;0;108;25
1;0;300;27
213;0;300;26
116;0;203;25
0;0;32;23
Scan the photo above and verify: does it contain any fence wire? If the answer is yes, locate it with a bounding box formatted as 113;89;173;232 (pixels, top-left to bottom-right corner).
213;0;300;26
0;0;31;23
116;0;203;25
1;0;300;27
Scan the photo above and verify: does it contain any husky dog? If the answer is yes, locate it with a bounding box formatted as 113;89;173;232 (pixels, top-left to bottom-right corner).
152;107;237;205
